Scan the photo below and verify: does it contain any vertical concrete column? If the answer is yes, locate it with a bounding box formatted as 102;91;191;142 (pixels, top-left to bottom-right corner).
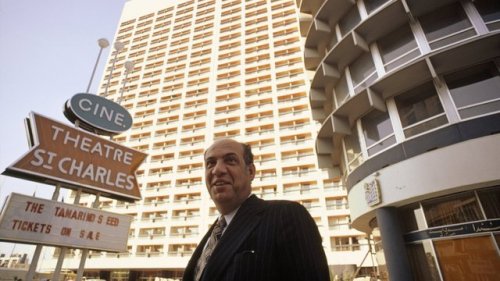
376;207;414;281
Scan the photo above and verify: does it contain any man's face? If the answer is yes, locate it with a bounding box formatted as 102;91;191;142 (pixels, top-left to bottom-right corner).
204;139;255;214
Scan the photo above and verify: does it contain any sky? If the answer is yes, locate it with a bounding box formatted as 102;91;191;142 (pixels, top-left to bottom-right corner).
0;0;127;257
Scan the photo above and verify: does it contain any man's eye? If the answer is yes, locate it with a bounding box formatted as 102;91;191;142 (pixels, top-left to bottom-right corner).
226;157;237;164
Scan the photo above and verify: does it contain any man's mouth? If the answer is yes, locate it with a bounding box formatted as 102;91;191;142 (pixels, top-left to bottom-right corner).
213;180;230;187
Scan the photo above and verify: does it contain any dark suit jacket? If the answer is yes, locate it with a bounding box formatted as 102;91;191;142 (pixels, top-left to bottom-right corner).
182;195;330;281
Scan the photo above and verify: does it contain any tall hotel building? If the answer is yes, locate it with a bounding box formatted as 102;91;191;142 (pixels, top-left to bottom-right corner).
41;0;375;280
298;0;500;280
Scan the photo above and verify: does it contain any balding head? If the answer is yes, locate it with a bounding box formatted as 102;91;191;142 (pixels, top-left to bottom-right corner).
204;139;256;214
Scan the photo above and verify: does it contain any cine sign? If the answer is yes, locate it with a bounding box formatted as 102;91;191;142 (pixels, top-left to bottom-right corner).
3;112;146;202
64;93;133;135
0;193;132;252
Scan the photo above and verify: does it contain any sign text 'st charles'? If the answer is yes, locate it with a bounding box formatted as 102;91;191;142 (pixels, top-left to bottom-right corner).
3;112;146;201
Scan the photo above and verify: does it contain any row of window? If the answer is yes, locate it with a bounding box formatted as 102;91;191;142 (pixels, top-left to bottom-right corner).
108;193;344;210
116;132;314;162
140;178;343;193
113;42;269;72
67;232;362;258
127;112;311;141
116;83;307;121
100;40;303;94
121;215;352;236
112;6;299;69
308;1;499;116
118;0;294;34
89;189;345;219
144;161;318;178
102;66;303;98
127;90;308;113
342;59;500;173
132;106;308;127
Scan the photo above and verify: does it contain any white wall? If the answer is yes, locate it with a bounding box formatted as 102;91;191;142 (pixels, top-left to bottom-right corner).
349;134;500;232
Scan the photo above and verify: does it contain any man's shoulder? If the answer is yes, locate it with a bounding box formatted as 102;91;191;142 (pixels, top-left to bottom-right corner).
263;199;306;211
246;195;307;213
265;199;300;206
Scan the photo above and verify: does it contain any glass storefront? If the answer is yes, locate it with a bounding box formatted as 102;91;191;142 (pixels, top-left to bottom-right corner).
434;235;499;281
373;186;500;281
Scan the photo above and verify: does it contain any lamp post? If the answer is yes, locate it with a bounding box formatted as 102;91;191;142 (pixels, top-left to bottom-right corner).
117;60;135;104
86;38;109;93
103;41;125;97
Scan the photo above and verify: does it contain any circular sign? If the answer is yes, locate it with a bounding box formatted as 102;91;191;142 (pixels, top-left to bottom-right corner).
64;93;133;135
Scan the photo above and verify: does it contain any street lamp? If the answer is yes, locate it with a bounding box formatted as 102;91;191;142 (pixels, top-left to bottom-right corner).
117;60;135;104
103;41;125;97
86;38;109;93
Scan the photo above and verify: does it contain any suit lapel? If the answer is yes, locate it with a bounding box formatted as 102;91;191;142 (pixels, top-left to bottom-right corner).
202;195;266;281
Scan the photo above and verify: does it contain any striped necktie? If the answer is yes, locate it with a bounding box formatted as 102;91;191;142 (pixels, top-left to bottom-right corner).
194;216;227;281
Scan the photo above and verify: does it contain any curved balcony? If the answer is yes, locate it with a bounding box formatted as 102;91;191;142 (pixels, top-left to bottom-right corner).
315;32;500;171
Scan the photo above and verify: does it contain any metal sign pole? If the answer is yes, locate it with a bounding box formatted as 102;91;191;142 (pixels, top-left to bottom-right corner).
75;192;100;281
52;247;67;281
25;244;43;281
52;188;80;281
25;184;60;281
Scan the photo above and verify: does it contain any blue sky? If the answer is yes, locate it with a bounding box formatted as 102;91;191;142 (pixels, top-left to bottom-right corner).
0;0;126;256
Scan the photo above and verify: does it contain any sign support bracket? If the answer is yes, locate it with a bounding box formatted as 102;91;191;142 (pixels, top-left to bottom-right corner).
52;186;78;281
25;244;43;281
75;192;100;281
26;184;61;281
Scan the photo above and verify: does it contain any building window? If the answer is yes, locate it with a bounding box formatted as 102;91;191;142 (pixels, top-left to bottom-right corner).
422;191;483;228
364;0;391;15
477;185;500;219
434;236;500;281
328;216;351;230
326;198;349;210
419;2;476;50
394;81;447;138
399;203;427;233
378;24;420;72
339;5;361;37
406;242;441;281
400;187;500;281
327;33;339;52
334;73;350;108
344;125;363;172
350;52;378;94
444;61;500;119
474;0;500;31
331;237;360;251
361;110;396;156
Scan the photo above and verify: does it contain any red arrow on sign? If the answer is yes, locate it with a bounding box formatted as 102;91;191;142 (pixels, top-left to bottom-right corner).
3;112;147;202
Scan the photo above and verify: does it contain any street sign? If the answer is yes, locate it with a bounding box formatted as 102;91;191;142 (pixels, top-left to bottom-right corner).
2;112;146;202
0;193;132;252
64;93;133;136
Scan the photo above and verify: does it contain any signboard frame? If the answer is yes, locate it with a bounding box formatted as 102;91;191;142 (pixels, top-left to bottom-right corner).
0;193;132;252
2;112;146;202
64;93;133;136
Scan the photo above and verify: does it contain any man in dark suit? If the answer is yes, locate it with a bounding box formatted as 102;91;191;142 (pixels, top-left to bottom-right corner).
183;138;330;281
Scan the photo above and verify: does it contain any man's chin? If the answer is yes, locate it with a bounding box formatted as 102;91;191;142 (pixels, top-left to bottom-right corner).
212;192;229;200
212;191;235;203
211;184;232;195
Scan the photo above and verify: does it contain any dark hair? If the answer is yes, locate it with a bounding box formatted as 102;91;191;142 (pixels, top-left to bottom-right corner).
242;143;254;166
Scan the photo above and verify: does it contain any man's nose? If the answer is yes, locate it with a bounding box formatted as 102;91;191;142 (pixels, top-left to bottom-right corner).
212;160;227;175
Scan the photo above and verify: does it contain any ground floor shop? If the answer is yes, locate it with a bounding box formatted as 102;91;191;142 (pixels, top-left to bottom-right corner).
371;185;500;281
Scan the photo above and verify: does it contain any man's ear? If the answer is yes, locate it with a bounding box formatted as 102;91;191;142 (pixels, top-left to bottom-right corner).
247;163;256;180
